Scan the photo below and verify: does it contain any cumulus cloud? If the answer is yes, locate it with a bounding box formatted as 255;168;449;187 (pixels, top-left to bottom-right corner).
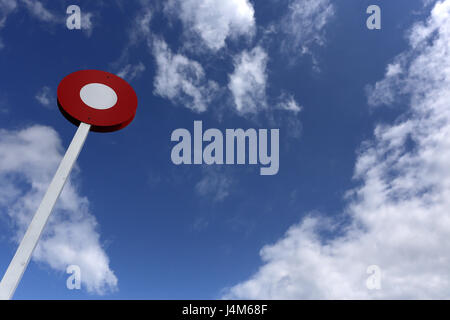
35;86;53;108
152;37;219;112
165;0;255;51
281;0;334;57
224;0;450;299
0;125;118;294
228;46;268;115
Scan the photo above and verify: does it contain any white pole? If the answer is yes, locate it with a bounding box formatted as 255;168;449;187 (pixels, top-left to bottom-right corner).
0;122;91;300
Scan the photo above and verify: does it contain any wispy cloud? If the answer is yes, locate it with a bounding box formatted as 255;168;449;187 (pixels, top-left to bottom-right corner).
196;166;233;202
283;0;334;50
35;86;53;108
224;0;450;299
1;1;95;41
130;7;152;44
21;0;58;23
151;37;219;112
117;62;146;81
228;46;268;115
0;0;17;27
80;11;94;37
111;6;152;79
0;94;8;114
0;0;17;47
277;93;303;114
280;0;334;65
228;46;304;120
0;125;118;295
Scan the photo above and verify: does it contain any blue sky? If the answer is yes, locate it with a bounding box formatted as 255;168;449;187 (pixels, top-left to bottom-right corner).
1;0;450;299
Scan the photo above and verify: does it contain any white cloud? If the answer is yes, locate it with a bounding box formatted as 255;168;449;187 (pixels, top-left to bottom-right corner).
21;0;57;23
228;46;268;115
81;11;94;37
228;47;303;127
277;94;302;114
281;0;334;56
0;0;17;27
165;0;255;51
152;37;219;112
367;59;407;107
117;62;146;81
0;0;17;47
130;7;152;44
2;1;94;38
224;0;450;299
112;7;152;81
0;125;118;295
35;86;53;108
272;94;303;138
196;167;233;202
385;63;403;77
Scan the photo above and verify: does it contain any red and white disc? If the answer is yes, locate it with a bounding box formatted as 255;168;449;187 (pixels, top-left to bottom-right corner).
57;70;138;132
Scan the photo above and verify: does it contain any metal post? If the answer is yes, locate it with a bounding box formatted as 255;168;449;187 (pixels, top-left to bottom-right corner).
0;122;91;300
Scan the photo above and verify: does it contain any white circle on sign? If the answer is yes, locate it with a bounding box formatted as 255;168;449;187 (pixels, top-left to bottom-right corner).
80;83;118;110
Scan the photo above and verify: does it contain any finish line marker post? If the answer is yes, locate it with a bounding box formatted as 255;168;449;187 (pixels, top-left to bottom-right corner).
0;70;138;300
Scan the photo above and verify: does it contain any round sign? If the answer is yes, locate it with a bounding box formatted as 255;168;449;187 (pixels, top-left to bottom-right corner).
57;70;138;132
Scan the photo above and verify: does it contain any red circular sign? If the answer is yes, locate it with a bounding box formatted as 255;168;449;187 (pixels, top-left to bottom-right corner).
57;70;138;132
